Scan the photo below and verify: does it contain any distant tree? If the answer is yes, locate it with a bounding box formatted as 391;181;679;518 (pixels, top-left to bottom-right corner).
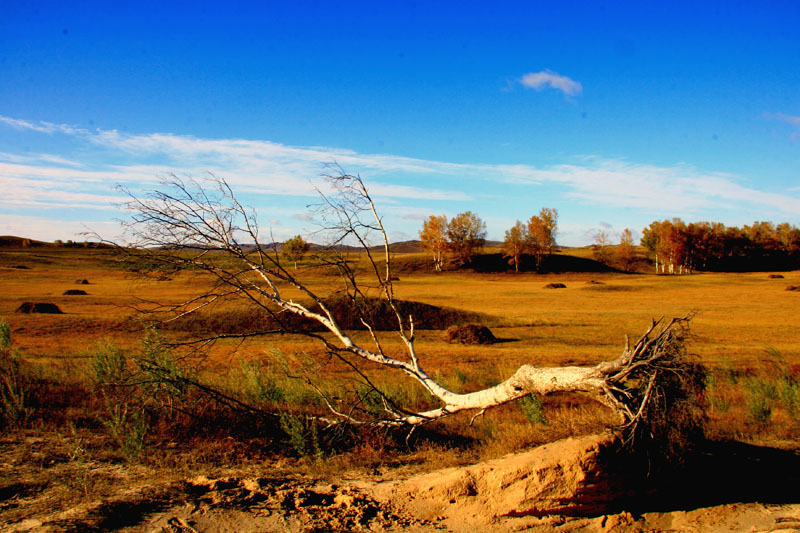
641;219;689;274
617;228;635;271
777;222;800;257
502;220;528;272
419;215;449;271
527;208;558;271
282;235;308;268
593;230;613;265
446;211;486;266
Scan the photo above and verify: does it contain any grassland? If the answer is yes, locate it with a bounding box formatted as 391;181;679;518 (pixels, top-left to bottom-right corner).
2;246;799;435
2;243;800;529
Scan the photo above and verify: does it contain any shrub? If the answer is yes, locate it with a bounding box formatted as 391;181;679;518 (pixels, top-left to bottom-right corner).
237;360;286;405
280;412;322;458
100;400;149;462
745;377;777;428
89;342;129;388
0;319;33;428
519;394;548;426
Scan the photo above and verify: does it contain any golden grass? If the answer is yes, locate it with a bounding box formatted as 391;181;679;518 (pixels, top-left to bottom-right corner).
2;246;799;453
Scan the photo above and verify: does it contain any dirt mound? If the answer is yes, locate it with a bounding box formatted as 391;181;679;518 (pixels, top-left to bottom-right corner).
786;286;800;292
374;433;631;525
769;274;785;279
544;282;567;289
12;265;30;270
75;279;90;284
15;302;63;314
62;289;88;295
444;324;497;345
586;280;604;285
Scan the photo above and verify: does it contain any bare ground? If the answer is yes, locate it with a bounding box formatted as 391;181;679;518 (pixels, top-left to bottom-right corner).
3;431;800;532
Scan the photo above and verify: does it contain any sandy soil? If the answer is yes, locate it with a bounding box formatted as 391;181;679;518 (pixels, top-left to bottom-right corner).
2;431;800;532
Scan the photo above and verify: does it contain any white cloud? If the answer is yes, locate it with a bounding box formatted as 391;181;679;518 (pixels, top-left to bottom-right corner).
520;70;582;96
498;158;800;217
0;214;121;242
1;116;799;244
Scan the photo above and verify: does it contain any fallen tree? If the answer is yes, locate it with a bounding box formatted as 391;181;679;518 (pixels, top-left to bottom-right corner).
116;171;704;451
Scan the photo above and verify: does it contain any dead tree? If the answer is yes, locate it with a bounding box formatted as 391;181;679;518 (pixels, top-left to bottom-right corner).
117;172;703;442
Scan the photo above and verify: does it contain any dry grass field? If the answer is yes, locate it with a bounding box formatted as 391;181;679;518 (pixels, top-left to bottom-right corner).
1;244;799;530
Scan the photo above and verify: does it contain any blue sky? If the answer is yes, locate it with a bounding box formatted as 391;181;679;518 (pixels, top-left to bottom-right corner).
1;1;798;245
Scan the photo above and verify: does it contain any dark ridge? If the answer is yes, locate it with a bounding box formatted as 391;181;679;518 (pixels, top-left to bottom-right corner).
63;289;88;295
585;284;639;292
543;283;567;289
0;235;49;247
161;296;490;336
462;253;617;274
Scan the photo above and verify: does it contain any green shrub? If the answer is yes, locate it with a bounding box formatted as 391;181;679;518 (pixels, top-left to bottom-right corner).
136;329;191;412
280;412;322;458
519;394;548;426
238;360;286;405
745;377;777;428
779;376;800;423
0;319;32;428
357;385;386;418
0;320;10;350
89;341;129;388
100;400;149;462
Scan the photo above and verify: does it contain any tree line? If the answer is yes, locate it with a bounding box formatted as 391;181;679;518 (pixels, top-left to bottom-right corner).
284;210;800;274
641;219;800;273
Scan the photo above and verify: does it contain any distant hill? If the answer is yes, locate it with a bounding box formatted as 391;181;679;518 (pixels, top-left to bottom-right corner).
0;236;51;248
0;236;109;249
237;240;425;254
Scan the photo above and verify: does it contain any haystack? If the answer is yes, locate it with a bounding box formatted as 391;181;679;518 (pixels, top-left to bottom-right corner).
15;302;63;314
444;324;496;345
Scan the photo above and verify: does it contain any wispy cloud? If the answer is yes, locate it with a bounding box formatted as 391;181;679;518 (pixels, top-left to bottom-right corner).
764;112;800;127
1;116;798;243
519;70;582;96
0;116;86;136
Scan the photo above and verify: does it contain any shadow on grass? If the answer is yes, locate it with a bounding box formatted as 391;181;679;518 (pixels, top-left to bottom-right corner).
492;337;520;344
